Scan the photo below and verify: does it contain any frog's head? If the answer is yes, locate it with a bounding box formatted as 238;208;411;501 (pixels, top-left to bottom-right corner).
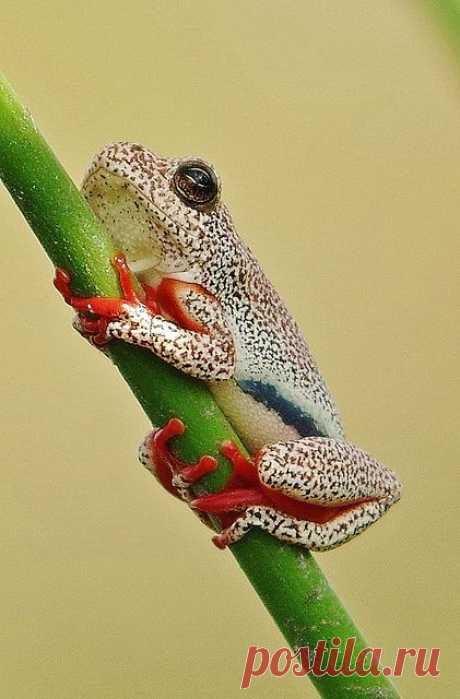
83;142;242;292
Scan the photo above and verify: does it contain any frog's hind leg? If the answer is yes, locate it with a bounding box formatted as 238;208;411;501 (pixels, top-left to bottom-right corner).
209;437;402;551
211;499;395;551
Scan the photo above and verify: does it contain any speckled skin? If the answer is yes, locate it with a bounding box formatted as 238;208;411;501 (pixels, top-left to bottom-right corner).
76;142;402;551
212;438;400;550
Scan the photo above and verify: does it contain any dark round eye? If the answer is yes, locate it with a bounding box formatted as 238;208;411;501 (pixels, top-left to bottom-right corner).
173;161;219;208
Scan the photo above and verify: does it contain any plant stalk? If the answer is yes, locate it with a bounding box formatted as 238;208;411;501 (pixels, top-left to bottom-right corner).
0;74;399;698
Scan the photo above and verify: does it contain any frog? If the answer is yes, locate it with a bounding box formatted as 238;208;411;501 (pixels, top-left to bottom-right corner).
54;142;402;552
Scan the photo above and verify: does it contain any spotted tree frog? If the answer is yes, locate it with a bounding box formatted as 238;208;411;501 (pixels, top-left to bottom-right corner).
55;143;402;551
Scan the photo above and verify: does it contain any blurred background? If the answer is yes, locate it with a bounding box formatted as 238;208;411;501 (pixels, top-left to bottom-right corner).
1;2;458;697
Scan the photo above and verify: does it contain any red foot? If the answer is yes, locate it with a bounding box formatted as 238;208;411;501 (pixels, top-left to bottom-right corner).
54;254;157;344
220;441;259;484
190;442;271;517
148;418;218;497
54;254;140;315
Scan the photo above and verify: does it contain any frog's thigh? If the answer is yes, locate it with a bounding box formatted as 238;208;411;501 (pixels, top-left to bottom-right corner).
257;437;402;506
213;500;393;551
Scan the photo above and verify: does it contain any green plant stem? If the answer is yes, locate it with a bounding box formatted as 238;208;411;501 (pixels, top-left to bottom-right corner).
0;75;399;698
424;0;460;57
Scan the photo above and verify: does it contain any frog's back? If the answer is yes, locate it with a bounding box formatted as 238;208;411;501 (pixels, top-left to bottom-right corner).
204;243;344;451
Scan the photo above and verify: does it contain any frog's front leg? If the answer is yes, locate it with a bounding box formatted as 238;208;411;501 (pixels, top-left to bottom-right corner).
54;255;235;380
193;438;402;551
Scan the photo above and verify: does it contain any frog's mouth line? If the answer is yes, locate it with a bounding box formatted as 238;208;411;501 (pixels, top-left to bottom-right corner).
127;255;160;274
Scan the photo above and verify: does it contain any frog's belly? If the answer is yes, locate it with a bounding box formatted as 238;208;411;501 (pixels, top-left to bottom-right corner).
209;379;301;452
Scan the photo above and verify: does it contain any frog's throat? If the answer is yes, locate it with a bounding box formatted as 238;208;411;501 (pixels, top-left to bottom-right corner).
82;169;189;285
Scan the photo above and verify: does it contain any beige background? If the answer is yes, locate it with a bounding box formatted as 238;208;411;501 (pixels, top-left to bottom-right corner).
1;2;458;697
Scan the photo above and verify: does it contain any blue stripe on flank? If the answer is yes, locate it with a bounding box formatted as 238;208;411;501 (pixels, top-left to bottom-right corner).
237;379;325;438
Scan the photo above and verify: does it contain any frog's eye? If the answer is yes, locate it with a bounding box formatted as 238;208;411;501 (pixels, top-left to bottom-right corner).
173;161;219;209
